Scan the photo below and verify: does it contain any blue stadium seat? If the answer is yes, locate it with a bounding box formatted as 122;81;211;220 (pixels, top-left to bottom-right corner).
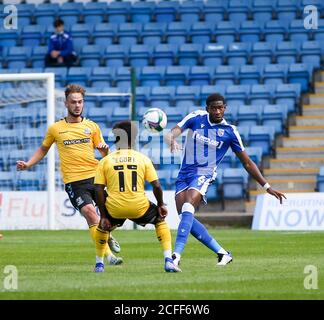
149;86;175;108
115;67;131;88
66;67;91;87
21;25;44;47
87;107;110;125
239;20;263;43
201;43;225;67
165;66;189;86
6;46;31;69
111;107;131;125
128;45;152;68
179;1;202;23
224;104;239;124
141;23;166;46
103;45;128;68
251;0;274;23
234;146;263;168
22;128;44;146
218;153;233;170
107;1;130;24
313;19;324;45
70;24;92;52
14;3;35;28
200;85;226;106
289;19;312;43
0;172;15;191
12;107;37;128
188;66;214;86
262;104;287;134
174;86;200;108
117;23;141;46
300;41;321;68
316;167;324;192
236;125;250;144
100;87;128;109
153;44;177;66
31;46;48;68
0;129;21;147
227;0;250;23
250;84;275;105
93;23;116;47
227;42;251;66
153;1;178;23
274;83;301;113
213;66;237;85
80;45;103;68
83;2;107;25
203;0;226;23
139;66;165;87
156;170;171;189
130;2;154;23
34;3;59;26
58;2;83;27
83;87;98;109
222;168;248;199
0;27;19;47
215;21;237;45
251;42;274;67
276;0;299;27
16;171;42;191
264;21;287;43
287;63;312;92
190;22;214;45
44;67;67;87
263;63;288;85
276;41;299;64
238;65;263;85
165;22;190;45
135;86;151;109
226;85;250;106
236;105;262;127
162;106;184;122
249;125;275;155
204;180;222;201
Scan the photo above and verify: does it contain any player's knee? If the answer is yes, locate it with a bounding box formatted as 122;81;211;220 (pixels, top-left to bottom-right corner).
181;202;195;214
81;205;98;224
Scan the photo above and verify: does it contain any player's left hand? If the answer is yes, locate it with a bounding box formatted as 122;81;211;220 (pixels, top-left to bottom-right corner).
157;205;168;220
267;188;287;204
97;143;109;154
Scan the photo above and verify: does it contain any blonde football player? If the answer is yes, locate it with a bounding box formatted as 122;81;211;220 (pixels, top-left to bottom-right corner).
16;84;121;265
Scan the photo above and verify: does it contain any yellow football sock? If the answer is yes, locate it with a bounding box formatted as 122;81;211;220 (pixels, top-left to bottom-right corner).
95;227;111;258
89;224;110;257
155;221;172;252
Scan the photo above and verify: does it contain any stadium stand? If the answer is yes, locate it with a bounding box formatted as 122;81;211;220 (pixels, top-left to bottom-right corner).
1;0;323;217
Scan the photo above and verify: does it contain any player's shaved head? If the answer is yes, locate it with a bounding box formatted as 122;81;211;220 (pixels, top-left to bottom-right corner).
113;121;138;149
65;84;86;100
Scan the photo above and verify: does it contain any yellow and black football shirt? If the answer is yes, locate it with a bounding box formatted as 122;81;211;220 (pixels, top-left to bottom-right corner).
42;118;105;184
94;149;158;219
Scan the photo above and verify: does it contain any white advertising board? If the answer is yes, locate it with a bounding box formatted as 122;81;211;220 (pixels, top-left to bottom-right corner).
0;191;180;230
252;193;324;230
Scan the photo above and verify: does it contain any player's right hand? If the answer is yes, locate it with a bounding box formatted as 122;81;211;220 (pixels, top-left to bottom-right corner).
157;205;168;220
16;160;30;171
99;217;112;231
171;141;182;153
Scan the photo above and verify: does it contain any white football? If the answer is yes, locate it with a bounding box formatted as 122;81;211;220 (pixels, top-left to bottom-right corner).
142;108;167;133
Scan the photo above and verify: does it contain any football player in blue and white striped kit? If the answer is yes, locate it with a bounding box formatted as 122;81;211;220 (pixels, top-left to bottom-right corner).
166;93;286;267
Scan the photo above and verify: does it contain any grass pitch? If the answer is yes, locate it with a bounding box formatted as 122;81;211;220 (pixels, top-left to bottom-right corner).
0;229;323;300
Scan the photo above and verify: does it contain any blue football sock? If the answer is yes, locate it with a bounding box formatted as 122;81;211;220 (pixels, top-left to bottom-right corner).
190;217;222;254
174;203;195;255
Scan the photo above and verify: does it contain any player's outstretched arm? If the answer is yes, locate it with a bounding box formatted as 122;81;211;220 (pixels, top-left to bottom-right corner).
235;150;287;204
151;180;168;220
16;145;50;171
165;125;183;153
